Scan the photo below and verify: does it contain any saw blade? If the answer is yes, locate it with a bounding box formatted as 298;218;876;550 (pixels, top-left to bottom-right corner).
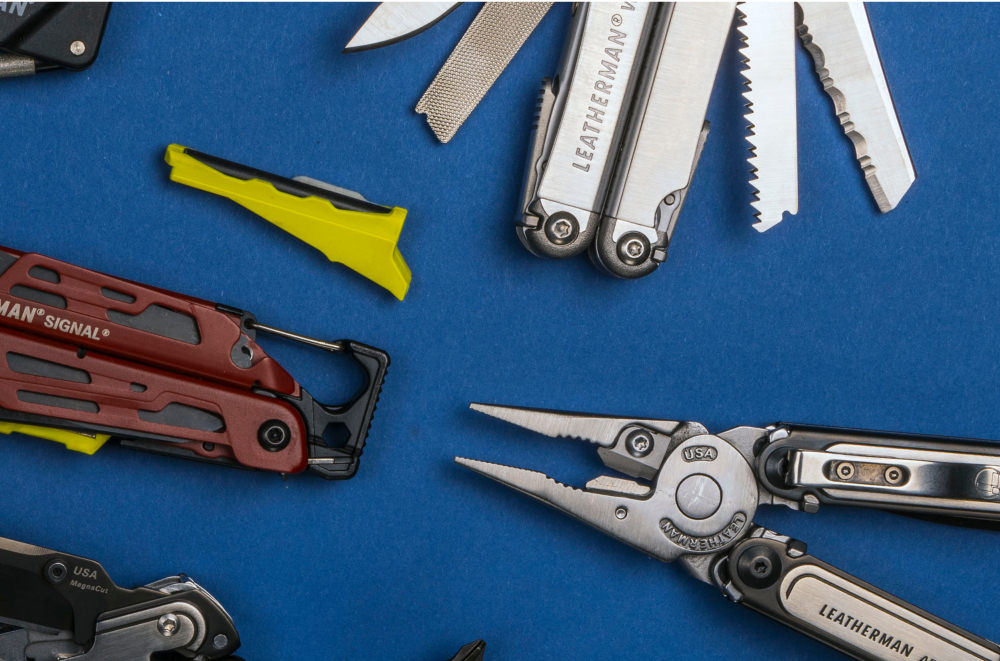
796;2;915;212
739;2;798;232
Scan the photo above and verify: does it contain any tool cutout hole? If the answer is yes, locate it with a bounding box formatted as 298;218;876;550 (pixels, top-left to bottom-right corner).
28;266;60;283
321;422;351;448
107;305;201;345
17;390;98;413
7;353;91;383
101;287;136;304
10;285;67;309
258;337;367;405
138;403;224;432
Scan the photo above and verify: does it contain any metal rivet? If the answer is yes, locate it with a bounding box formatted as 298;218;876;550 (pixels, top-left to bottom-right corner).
835;461;855;480
614;506;628;520
213;634;229;649
884;466;904;485
157;614;179;637
44;560;68;584
665;193;676;205
70;40;86;56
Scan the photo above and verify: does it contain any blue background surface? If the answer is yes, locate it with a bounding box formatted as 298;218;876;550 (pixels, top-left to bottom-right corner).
2;2;999;659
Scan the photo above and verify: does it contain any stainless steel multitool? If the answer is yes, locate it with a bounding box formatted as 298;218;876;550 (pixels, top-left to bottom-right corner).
519;3;734;278
458;403;1000;660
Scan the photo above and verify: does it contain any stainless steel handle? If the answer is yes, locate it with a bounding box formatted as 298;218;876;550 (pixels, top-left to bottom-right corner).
721;533;1000;661
758;424;1000;522
518;3;660;259
592;2;734;278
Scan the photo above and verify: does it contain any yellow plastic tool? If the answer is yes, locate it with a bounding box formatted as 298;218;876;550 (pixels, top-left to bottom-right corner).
164;144;411;300
0;422;110;455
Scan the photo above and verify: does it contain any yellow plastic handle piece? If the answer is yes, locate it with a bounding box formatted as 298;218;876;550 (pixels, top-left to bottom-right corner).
164;144;412;300
0;423;109;455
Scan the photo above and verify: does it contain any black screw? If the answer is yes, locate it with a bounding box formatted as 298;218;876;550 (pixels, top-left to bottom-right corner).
735;544;781;589
258;420;291;452
45;560;68;584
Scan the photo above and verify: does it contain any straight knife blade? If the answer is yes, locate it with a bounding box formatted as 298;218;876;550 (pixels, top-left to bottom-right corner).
796;2;915;212
344;2;460;53
739;2;799;232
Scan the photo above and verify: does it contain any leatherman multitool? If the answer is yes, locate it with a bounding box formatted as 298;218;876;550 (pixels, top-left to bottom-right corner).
0;245;389;478
740;2;915;231
519;3;735;278
459;403;1000;660
0;3;110;78
0;535;241;660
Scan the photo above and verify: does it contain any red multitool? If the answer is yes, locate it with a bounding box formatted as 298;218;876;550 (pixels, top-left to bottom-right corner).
0;245;388;478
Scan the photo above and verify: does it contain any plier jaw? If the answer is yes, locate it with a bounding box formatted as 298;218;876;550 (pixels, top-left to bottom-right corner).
467;402;707;481
459;403;762;567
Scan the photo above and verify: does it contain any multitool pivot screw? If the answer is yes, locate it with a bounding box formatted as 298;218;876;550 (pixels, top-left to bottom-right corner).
44;560;68;584
884;466;904;485
70;40;86;56
258;420;291;452
158;614;179;637
617;233;650;265
625;429;653;457
544;214;579;245
835;461;855;480
736;544;782;589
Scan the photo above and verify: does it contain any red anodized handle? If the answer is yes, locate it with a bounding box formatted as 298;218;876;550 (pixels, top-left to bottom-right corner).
0;247;298;396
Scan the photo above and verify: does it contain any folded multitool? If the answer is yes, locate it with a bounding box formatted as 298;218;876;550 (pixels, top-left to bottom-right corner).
519;3;734;278
459;403;1000;660
0;535;241;660
0;3;110;78
0;246;389;478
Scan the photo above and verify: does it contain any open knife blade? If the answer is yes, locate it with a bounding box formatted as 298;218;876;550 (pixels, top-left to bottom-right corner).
796;2;915;212
344;2;460;53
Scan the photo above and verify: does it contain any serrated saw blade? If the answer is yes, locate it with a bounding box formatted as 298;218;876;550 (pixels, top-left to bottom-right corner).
796;2;915;212
739;2;798;232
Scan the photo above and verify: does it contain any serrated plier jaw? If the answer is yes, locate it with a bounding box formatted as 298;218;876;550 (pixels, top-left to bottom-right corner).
460;404;761;568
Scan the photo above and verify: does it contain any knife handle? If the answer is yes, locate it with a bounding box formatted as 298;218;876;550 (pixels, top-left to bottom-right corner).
722;533;1000;661
758;424;1000;524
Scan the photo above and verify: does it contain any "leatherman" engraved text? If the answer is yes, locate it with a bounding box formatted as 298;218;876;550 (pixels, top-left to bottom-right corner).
0;296;109;340
659;512;747;551
0;2;32;17
572;3;636;173
0;299;43;324
817;604;915;657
